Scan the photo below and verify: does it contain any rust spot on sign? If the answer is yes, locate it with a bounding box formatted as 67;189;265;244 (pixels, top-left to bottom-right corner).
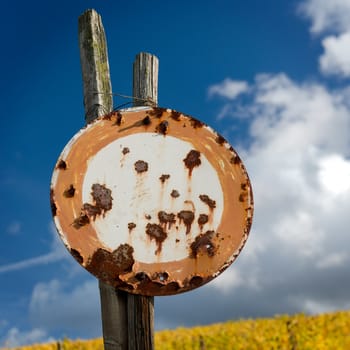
161;282;180;293
112;244;135;272
177;210;195;234
170;110;181;121
86;244;134;281
114;278;134;291
159;174;170;183
83;203;101;220
142;116;151;125
81;184;113;221
153;271;169;282
115;112;123;126
133;273;180;294
50;189;57;216
72;214;90;229
91;184;113;213
158;211;176;230
198;214;209;230
239;193;245;202
102;111;114;121
230;155;241;164
216;134;226;145
63;184;75;198
149;107;166;118
128;222;136;231
199;194;216;209
146;223;167;253
246;217;253;233
134;160;148;173
170;190;180;198
135;272;149;282
57;159;67;170
189;276;204;287
156;121;169;135
70;248;83;264
190;118;204;129
183;150;201;176
122;147;130;155
190;231;216;258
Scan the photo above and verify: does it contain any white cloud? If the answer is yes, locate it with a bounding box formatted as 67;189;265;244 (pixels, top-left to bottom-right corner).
211;265;260;294
273;211;325;258
0;252;63;274
29;279;101;336
319;32;350;77
300;0;350;78
0;224;99;345
316;252;348;269
207;71;350;315
208;78;249;100
1;327;53;348
301;298;350;314
318;154;350;195
0;223;68;274
299;0;350;34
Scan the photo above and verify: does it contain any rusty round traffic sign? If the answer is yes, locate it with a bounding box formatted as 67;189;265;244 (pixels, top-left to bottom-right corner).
50;107;253;296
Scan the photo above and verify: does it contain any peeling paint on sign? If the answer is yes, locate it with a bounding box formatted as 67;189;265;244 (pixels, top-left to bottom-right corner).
50;107;253;296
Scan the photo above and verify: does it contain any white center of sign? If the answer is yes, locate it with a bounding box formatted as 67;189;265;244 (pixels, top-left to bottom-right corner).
82;133;224;263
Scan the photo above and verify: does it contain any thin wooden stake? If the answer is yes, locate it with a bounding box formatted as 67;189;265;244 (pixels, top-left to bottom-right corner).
133;52;159;107
126;52;159;350
78;9;128;350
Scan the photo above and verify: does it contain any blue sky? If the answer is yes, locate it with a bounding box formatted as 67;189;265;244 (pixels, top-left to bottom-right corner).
2;0;350;346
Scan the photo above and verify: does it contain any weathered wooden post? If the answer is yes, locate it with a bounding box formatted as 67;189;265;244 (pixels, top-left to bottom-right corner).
78;9;127;350
78;9;113;124
78;9;156;350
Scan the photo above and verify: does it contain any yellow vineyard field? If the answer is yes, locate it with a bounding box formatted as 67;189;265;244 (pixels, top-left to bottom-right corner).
12;310;350;350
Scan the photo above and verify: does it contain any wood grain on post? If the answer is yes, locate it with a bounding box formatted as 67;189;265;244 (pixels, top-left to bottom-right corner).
99;283;128;350
78;9;113;124
133;52;159;107
78;9;128;350
127;52;159;350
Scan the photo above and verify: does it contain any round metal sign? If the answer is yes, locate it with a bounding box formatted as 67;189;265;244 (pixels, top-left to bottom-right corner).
50;107;253;296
